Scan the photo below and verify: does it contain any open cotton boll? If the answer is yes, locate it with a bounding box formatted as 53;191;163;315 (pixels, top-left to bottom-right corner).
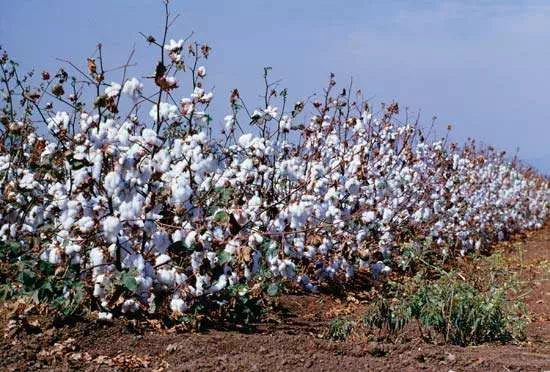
46;111;69;133
382;208;394;223
122;77;143;100
121;299;139;313
170;295;188;314
104;170;122;196
238;133;254;148
104;82;121;98
155;254;171;267
184;231;197;248
102;216;121;243
208;274;227;294
224;115;235;132
164;39;183;52
97;312;113;321
157;268;176;286
65;243;81;256
149;102;178;123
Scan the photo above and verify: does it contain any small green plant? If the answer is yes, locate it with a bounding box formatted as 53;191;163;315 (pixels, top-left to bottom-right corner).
410;274;525;345
327;318;355;341
364;249;528;346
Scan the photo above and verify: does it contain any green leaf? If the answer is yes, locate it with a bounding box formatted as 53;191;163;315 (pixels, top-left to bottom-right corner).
213;210;229;223
121;272;138;292
218;251;232;265
267;282;280;297
16;270;36;289
38;260;54;276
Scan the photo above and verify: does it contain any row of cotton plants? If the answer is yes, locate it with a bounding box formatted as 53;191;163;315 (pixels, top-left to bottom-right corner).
1;20;548;320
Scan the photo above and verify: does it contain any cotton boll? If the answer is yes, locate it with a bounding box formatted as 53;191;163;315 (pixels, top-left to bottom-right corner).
382;208;394;223
197;66;206;77
104;170;121;196
122;77;143;100
98;312;113;321
103;216;121;243
208;274;227;294
65;243;81;256
141;128;161;146
157;268;176;286
104;82;121;98
224;115;235;132
48;246;62;265
121;299;139;313
149;102;178;123
185;231;197;248
90;247;104;267
164;39;183;52
155;254;171;267
170;295;188;314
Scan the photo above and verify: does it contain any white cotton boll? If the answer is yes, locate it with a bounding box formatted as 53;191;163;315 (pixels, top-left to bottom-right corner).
93;274;110;297
98;312;113;321
280;115;291;132
263;105;278;120
122;77;143;100
208;274;227;294
345;178;360;195
382;208;394;223
121;299;139;314
104;170;121;196
103;216;121;242
90;247;104;267
172;230;183;242
197;66;206;77
47;111;69;133
194;274;210;296
157;268;175;286
224;115;235;132
170;295;188;314
248;195;262;209
104;82;121;98
141;128;161;146
224;239;239;255
65;243;81;256
185;231;197;248
155;254;171;267
303;246;317;260
278;259;296;279
48;247;62;265
108;243;117;258
164;39;183;52
238;133;254;148
475;240;482;251
149;102;178;123
170;178;192;205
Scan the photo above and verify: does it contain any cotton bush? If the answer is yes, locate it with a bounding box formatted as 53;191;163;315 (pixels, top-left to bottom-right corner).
0;4;548;320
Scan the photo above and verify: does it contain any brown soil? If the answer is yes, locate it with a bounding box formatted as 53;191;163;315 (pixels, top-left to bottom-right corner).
1;225;549;371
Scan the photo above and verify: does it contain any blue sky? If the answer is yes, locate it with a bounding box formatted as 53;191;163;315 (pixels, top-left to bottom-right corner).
1;0;549;171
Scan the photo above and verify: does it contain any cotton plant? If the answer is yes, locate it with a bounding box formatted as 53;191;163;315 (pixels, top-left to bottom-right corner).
0;7;548;322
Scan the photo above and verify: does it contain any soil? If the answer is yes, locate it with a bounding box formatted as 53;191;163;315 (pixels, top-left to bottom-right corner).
1;225;549;371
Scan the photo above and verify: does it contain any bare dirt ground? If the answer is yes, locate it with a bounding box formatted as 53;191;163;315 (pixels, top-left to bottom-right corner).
1;225;549;371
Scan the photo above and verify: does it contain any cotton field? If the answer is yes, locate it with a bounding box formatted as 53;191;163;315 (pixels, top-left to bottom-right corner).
1;25;548;322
